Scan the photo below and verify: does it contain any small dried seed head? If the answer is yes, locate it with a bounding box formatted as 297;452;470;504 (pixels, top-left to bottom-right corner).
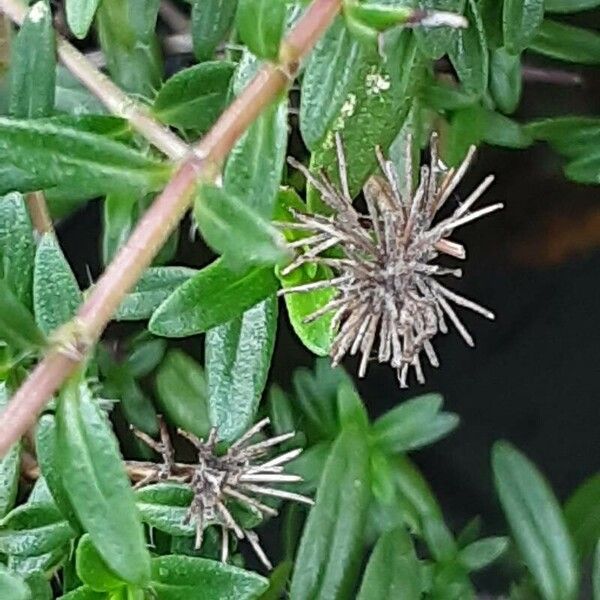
279;133;502;387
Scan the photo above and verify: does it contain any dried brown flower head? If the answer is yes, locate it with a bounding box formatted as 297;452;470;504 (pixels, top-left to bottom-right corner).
130;418;312;569
280;133;502;387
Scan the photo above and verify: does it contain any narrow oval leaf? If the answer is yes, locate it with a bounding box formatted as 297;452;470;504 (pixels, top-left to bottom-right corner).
155;350;210;439
0;384;20;518
190;0;238;61
150;555;268;600
76;534;125;592
33;234;82;336
458;536;509;571
58;587;107;600
0;564;30;600
0;279;45;350
0;502;75;556
492;441;579;600
529;20;600;65
115;266;196;322
56;379;151;586
356;527;420;600
490;47;522;114
290;425;371;600
149;259;278;337
300;17;363;149
9;1;55;118
66;0;101;39
525;116;600;157
564;474;600;559
503;0;544;54
206;295;277;441
0;118;172;197
546;0;600;12
483;110;533;149
135;483;194;537
236;0;287;61
153;62;234;132
0;192;35;308
565;154;600;184
414;0;465;59
101;192;138;266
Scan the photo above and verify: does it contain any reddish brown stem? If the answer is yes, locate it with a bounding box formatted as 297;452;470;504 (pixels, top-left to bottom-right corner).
25;191;53;235
0;0;342;458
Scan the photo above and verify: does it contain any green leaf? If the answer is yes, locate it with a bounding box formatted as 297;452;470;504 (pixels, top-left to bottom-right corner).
150;555;268;599
153;62;234;133
206;296;277;442
356;527;420;600
594;542;600;600
546;0;600;12
529;20;600;64
0;383;20;518
76;534;125;592
480;0;503;48
135;483;194;537
0;502;75;556
101;193;138;266
95;0;162;98
126;336;166;378
236;0;286;61
7;544;68;577
415;0;465;60
372;394;459;454
33;234;82;336
0;118;172;197
149;258;278;337
422;79;478;112
564;474;600;559
0;192;35;310
155;350;210;439
525;116;600;157
25;572;53;599
449;0;488;96
0;564;30;600
55;66;107;117
565;154;600;184
490;47;522;114
190;0;238;61
115;267;196;322
258;561;293;600
483;109;533;149
0;279;45;350
9;1;55;118
290;425;371;600
443;104;485;166
336;380;368;431
56;378;151;586
503;0;544;54
300;17;363;149
194;184;289;269
492;441;579;600
58;587;107;600
458;536;509;571
35;414;81;531
66;0;101;39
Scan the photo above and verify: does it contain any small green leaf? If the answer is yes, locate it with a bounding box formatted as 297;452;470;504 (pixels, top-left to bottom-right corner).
135;483;194;537
449;0;489;96
422;78;478;111
149;259;278;337
155;350;210;439
153;62;234;133
490;47;522;114
0;118;172;198
58;587;107;599
0;384;20;518
480;0;503;48
415;0;465;59
55;66;107;117
525;116;600;157
458;536;509;571
25;572;53;599
492;441;579;600
101;193;138;266
66;0;101;39
546;0;600;12
236;0;287;61
33;234;82;336
483;110;533;149
190;0;238;61
9;1;55;119
336;380;368;431
290;425;371;600
372;394;459;454
0;564;30;600
206;296;277;442
356;527;420;600
151;555;268;600
565;154;600;184
564;474;600;559
56;378;151;586
0;502;75;556
443;104;485;167
194;184;288;269
529;20;600;64
7;544;68;577
76;534;125;592
267;385;295;436
0;279;45;351
126;336;166;378
0;192;35;308
95;0;162;98
503;0;544;54
300;17;363;149
115;267;196;322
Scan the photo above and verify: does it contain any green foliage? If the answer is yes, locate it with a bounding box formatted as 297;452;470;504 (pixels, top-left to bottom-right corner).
236;0;287;61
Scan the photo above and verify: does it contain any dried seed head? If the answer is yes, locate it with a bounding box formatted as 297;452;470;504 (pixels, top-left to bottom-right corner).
280;133;502;387
131;418;312;570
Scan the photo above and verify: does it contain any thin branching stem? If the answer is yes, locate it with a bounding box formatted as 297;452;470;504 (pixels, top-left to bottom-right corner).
0;0;342;458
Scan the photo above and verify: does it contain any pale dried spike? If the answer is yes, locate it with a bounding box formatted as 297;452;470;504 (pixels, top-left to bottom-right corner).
245;529;273;570
240;473;302;484
335;132;352;203
241;483;315;505
453;174;495;219
223;485;279;517
277;274;350;295
220;527;229;563
216;501;244;539
446;202;504;232
248;447;303;472
435;145;477;212
430;279;495;320
436;293;475;347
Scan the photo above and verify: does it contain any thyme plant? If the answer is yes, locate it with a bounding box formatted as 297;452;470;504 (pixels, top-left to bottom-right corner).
0;0;597;598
